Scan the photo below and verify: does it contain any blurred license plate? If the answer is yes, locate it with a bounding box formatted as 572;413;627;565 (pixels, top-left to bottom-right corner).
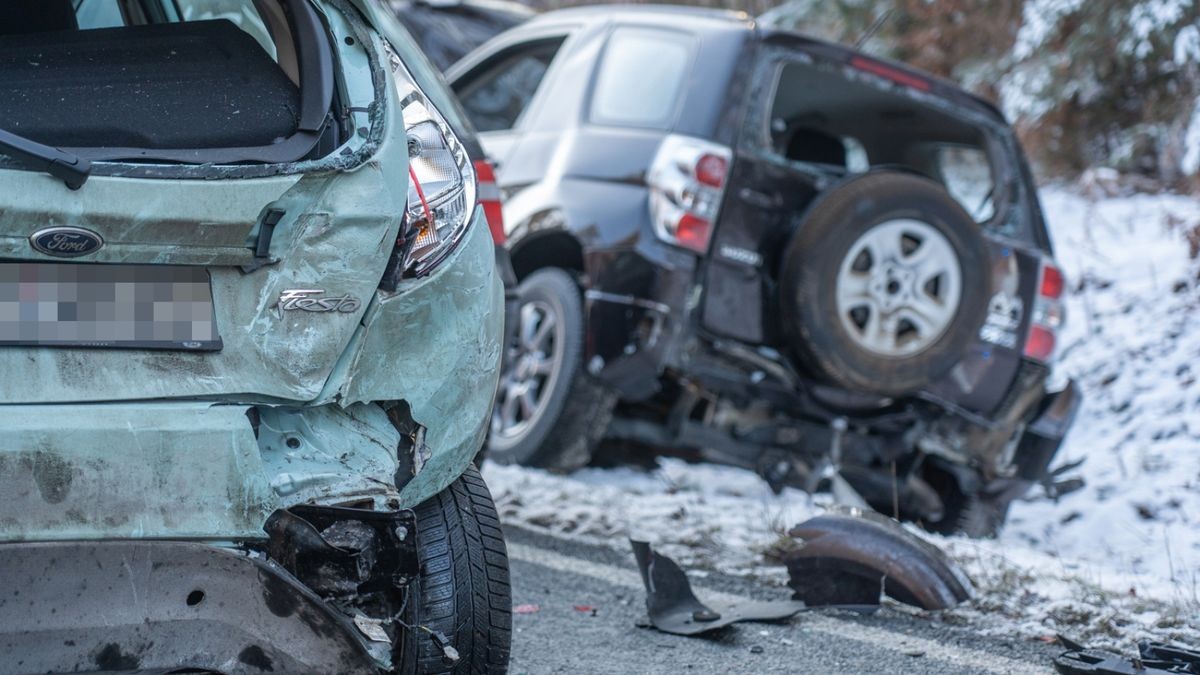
0;263;222;350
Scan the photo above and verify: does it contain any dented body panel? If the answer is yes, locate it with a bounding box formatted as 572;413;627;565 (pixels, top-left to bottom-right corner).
0;403;275;542
0;0;502;541
0;213;502;543
0;84;412;404
323;216;505;506
0;2;504;671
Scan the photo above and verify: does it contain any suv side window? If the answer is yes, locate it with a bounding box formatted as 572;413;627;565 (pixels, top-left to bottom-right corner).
589;28;693;129
457;39;564;133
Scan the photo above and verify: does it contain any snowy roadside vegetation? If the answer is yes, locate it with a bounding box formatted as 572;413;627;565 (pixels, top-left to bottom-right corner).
483;183;1200;648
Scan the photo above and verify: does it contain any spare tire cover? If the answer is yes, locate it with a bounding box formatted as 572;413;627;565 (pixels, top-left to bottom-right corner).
779;171;991;396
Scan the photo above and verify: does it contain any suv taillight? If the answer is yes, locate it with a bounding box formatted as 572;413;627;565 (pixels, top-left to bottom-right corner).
474;159;505;246
1024;260;1065;362
648;135;732;254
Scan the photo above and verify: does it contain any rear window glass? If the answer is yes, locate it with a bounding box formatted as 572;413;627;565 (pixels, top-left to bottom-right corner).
75;0;125;29
0;0;333;166
75;0;276;58
174;0;277;58
764;59;1002;226
589;28;693;129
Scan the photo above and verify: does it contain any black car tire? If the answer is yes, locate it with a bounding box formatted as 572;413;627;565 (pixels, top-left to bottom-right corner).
486;268;616;471
779;171;992;396
401;466;512;674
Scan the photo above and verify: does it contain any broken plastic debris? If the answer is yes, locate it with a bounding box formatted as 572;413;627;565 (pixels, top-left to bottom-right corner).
429;629;460;667
784;510;973;610
630;540;804;636
352;615;391;643
513;603;540;615
1054;638;1200;675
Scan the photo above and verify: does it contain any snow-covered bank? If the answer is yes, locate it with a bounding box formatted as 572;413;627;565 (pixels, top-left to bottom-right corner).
483;186;1200;647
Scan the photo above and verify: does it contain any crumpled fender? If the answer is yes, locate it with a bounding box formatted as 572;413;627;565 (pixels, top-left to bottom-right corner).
784;510;973;610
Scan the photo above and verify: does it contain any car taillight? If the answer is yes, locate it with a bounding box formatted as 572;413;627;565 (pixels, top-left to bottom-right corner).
474;159;505;245
1024;260;1066;362
1040;263;1064;299
386;45;476;277
648;135;732;254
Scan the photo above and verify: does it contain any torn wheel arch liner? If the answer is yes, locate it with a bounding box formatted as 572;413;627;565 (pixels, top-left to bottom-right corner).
784;510;973;611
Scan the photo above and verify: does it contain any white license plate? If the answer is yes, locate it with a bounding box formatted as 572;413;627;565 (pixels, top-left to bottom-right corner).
0;263;222;350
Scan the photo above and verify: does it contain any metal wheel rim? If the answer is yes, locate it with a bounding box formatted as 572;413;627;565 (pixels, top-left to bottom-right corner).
834;218;963;357
491;298;565;448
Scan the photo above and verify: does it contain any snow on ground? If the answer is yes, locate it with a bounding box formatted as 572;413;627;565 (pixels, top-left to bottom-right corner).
483;184;1200;648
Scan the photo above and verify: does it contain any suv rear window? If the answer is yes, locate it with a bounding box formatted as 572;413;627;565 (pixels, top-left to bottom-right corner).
589;28;693;129
763;59;1003;226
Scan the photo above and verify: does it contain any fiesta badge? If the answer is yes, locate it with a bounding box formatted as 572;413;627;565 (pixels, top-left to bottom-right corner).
30;227;104;258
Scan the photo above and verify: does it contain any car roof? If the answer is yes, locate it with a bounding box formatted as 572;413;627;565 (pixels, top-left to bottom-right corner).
525;3;754;32
756;27;1009;123
512;4;1005;124
405;0;536;19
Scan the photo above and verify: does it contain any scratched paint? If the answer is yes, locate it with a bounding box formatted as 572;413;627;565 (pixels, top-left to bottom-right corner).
0;0;503;542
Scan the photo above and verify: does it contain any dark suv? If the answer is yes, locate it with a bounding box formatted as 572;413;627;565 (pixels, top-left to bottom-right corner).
449;5;1080;536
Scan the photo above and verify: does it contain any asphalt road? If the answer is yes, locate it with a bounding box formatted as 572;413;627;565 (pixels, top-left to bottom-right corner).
502;525;1058;674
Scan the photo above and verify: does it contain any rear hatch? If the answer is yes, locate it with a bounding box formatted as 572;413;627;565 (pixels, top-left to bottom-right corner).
0;0;392;405
709;35;1060;413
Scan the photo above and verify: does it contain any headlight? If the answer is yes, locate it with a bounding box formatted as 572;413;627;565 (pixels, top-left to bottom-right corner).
387;46;476;276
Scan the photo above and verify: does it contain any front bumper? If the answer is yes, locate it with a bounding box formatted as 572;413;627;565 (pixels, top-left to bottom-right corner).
0;540;379;674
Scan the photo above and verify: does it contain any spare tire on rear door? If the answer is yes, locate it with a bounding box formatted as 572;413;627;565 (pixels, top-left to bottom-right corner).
779;171;991;397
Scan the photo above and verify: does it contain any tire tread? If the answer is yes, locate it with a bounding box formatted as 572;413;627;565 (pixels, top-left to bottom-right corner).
407;467;511;674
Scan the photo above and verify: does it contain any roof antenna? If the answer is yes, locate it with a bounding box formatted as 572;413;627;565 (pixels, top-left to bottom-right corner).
854;9;893;50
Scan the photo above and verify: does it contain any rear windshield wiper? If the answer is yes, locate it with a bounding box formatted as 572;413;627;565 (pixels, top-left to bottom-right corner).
0;128;91;190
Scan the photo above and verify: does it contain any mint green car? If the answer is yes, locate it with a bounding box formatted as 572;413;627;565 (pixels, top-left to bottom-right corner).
0;1;509;672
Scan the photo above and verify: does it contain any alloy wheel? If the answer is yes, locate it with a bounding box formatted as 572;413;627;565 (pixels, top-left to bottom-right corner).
491;299;565;448
834;219;963;357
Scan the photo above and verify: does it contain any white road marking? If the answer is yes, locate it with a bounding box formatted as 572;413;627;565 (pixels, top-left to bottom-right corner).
507;541;1049;675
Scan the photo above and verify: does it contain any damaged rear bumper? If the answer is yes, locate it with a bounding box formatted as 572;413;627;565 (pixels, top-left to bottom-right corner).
1015;377;1082;482
0;402;408;543
0;540;380;674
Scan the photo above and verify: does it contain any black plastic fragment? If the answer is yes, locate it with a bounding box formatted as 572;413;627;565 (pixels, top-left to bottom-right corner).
255;209;285;259
1053;639;1200;674
784;509;973;610
630;540;804;636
